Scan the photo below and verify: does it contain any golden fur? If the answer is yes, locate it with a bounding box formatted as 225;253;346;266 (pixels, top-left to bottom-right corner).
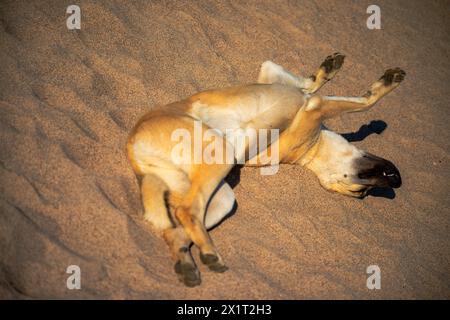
127;53;405;286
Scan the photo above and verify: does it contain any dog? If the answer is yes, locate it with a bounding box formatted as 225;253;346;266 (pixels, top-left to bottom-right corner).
127;53;405;286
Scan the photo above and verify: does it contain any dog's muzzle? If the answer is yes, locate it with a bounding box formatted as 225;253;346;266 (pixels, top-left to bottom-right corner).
356;153;402;188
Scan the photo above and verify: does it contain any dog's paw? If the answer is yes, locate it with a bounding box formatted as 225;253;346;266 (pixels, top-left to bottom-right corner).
174;261;201;287
200;253;229;273
379;68;406;86
320;52;346;73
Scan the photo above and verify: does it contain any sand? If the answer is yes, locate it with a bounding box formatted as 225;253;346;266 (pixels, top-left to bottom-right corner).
0;0;449;299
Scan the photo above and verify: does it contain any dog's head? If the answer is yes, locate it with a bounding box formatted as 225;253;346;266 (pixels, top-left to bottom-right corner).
305;129;401;198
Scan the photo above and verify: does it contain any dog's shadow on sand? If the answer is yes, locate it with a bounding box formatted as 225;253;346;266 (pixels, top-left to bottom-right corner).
341;120;396;200
341;119;387;142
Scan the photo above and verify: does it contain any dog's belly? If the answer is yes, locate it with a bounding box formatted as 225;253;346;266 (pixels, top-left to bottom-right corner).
187;85;305;163
188;84;305;134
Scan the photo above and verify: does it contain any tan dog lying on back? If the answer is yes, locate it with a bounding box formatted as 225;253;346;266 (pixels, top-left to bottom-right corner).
127;53;405;286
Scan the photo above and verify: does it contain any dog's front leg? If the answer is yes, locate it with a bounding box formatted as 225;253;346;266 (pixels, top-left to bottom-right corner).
304;68;406;119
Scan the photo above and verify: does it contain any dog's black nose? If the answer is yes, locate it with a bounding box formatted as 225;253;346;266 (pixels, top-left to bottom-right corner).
382;163;402;188
357;153;402;188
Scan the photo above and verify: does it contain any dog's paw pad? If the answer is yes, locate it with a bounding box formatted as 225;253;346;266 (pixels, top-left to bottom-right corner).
200;253;219;265
174;261;201;287
182;275;201;287
200;253;228;273
208;263;229;273
321;52;346;73
380;68;406;86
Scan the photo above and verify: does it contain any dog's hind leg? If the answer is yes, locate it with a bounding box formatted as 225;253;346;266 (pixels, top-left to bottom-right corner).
163;227;201;287
175;161;235;273
257;53;345;94
140;173;201;287
140;173;173;230
172;132;235;273
204;181;236;230
304;68;406;119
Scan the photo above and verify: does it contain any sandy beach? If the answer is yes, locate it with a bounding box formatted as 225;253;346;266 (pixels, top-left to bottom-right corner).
0;0;449;298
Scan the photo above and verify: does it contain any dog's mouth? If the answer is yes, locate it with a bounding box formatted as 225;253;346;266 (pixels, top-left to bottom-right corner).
343;186;369;198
